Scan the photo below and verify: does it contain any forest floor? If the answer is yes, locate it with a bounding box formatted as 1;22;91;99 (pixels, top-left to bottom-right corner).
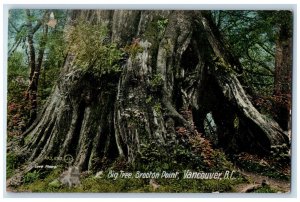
230;152;291;193
6;137;290;193
6;170;290;193
234;170;290;193
6;163;290;193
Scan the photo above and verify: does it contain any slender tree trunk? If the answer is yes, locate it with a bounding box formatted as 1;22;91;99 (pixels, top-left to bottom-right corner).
273;21;292;131
25;10;36;83
29;24;49;120
25;10;49;122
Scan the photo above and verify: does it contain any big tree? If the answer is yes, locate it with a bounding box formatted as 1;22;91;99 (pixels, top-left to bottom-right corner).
8;10;290;186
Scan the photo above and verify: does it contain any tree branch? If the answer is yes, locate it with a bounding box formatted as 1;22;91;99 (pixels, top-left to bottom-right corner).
244;69;273;77
8;37;22;57
256;42;275;57
197;11;243;74
246;47;274;74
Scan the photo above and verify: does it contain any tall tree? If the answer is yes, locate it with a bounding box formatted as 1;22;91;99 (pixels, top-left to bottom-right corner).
25;10;50;121
273;12;292;131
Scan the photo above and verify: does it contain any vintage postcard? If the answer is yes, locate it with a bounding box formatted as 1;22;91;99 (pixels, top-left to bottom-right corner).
6;9;292;193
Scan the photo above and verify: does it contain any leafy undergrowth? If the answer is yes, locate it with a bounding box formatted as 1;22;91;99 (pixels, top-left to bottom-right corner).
10;149;290;193
232;152;290;181
14;169;245;193
253;186;278;193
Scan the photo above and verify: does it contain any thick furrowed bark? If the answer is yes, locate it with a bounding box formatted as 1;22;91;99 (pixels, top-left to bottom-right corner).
8;68;120;186
214;70;289;153
58;106;79;157
74;106;93;170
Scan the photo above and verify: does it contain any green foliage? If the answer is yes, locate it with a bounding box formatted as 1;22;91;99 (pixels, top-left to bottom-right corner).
210;150;234;172
141;16;169;66
8;10;68;136
211;10;293;120
145;96;153;104
157;18;168;30
7;52;30;137
67;21;123;75
149;73;164;90
131;121;233;175
253;185;277;193
16;168;242;193
48;179;61;188
234;153;290;181
212;11;287;91
134;136;210;172
153;102;162;115
270;144;290;164
24;170;40;184
7;52;28;98
6;153;19;178
16;168;62;192
157;18;169;37
39;29;66;102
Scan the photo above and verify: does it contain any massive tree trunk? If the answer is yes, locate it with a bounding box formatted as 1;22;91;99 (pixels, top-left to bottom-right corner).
8;10;289;186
